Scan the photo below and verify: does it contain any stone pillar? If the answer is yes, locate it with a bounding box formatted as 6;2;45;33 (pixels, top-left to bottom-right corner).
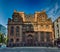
35;13;37;22
38;32;40;42
44;32;46;43
8;25;10;37
14;26;16;43
20;25;22;42
7;25;10;46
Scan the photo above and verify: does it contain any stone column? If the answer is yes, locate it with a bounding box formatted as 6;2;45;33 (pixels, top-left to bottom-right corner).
14;26;16;44
20;25;22;42
44;32;46;43
38;32;40;42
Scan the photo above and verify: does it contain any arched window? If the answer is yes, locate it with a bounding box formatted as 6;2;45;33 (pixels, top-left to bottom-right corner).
10;38;13;42
9;38;13;42
35;32;38;41
16;38;19;42
40;32;44;42
46;32;50;42
16;26;20;37
10;26;14;36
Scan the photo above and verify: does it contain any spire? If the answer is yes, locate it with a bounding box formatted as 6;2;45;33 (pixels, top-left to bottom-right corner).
14;9;17;12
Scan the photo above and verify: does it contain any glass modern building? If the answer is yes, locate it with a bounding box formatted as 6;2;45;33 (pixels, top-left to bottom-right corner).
0;24;7;35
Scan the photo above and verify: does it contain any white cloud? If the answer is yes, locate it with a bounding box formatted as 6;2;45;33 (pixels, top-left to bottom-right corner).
55;2;59;13
46;2;60;21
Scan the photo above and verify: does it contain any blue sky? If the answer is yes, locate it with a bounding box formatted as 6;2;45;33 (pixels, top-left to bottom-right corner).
0;0;60;27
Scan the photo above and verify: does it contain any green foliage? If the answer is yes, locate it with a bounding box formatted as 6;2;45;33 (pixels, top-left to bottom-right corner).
4;36;8;44
0;32;8;45
0;33;4;43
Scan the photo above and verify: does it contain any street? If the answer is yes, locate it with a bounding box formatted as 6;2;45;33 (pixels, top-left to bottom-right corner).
0;47;60;52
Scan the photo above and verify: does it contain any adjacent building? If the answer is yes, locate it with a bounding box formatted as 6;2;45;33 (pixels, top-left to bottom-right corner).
0;24;7;35
7;10;54;47
54;17;60;40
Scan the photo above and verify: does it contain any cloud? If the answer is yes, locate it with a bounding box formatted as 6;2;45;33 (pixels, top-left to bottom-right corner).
46;2;60;21
55;2;59;13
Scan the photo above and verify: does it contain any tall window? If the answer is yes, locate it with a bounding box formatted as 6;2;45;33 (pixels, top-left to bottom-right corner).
46;25;49;28
16;26;20;37
23;24;34;32
22;32;25;42
35;32;38;41
14;17;18;22
16;38;19;42
9;38;13;42
28;24;33;31
40;25;44;29
57;24;59;28
10;26;14;36
25;24;30;31
46;32;50;42
57;30;59;37
26;25;29;31
40;32;44;42
10;39;13;42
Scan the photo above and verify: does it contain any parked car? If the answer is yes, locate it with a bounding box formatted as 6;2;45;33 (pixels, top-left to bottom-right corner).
1;43;6;48
0;43;2;47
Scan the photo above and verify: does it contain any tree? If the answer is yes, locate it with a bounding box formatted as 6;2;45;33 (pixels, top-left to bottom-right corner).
0;33;4;43
4;36;8;44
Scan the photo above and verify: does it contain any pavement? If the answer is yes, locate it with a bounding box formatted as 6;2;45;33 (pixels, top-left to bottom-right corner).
0;47;60;52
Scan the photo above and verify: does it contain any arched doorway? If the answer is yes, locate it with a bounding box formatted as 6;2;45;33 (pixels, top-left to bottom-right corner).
26;34;34;46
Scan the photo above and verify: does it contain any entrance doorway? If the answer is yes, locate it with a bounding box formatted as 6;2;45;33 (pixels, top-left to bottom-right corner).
27;34;34;46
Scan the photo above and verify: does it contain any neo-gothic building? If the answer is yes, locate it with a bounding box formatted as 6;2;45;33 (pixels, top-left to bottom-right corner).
7;10;54;47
